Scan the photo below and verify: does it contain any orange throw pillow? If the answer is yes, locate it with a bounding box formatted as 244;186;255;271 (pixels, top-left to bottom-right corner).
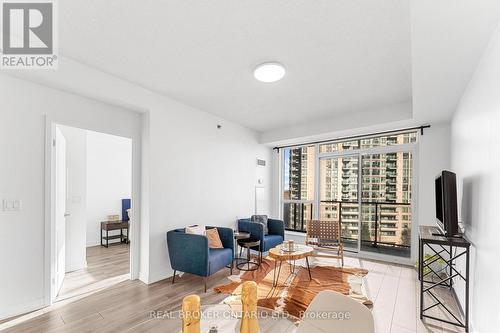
206;228;223;249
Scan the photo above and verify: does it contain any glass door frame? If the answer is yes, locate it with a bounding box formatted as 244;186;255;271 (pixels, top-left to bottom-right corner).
315;143;418;264
316;151;361;253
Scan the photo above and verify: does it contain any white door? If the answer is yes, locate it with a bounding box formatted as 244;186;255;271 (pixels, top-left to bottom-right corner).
55;127;67;296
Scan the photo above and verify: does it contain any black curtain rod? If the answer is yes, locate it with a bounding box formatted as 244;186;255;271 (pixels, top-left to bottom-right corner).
272;125;431;151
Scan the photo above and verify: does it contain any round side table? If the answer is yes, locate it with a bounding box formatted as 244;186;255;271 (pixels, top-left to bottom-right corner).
236;239;261;271
233;231;250;263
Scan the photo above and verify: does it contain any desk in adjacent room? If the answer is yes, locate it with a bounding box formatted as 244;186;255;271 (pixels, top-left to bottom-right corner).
101;221;129;247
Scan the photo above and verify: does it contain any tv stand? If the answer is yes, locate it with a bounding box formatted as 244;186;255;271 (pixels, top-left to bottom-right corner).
419;226;470;332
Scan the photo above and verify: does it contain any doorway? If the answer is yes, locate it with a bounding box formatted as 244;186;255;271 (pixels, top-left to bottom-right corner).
51;124;133;302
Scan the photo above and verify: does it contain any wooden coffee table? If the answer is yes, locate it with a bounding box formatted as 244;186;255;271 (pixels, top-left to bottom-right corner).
269;244;314;287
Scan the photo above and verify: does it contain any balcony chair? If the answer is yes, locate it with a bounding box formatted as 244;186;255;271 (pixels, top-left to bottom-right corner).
237;217;284;262
166;226;234;292
305;220;344;266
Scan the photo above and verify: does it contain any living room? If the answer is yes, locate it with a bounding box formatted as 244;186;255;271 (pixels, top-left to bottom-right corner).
0;1;499;333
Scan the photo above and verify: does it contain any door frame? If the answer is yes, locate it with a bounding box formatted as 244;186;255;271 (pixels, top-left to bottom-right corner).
44;116;141;305
53;126;67;299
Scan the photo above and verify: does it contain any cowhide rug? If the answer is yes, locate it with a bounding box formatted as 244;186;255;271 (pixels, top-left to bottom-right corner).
214;256;372;319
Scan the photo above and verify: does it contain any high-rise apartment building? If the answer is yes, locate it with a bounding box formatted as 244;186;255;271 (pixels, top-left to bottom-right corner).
283;146;314;230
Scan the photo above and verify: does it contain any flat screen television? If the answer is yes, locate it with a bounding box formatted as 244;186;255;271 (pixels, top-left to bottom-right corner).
435;171;459;237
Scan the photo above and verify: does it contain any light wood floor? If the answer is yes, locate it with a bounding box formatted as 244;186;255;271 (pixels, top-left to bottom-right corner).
1;254;465;333
56;243;130;302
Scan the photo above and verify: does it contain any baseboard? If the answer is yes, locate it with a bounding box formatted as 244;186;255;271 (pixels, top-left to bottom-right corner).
146;271;174;285
139;271;149;284
0;298;45;322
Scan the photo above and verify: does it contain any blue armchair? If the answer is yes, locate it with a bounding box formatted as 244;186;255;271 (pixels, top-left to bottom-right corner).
237;218;285;261
166;226;234;292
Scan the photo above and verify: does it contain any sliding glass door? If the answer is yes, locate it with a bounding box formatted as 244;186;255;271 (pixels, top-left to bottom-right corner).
281;131;417;261
319;155;360;252
359;151;413;257
317;151;413;257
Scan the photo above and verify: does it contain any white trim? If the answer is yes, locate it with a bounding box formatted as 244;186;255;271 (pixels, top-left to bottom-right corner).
43;116;55;306
130;133;141;280
278;148;283;220
357;154;362;253
410;132;421;264
139;271;149;284
313;143;320;220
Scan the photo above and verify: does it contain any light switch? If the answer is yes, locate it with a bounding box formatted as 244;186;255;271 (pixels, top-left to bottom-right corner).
12;199;21;211
2;199;21;211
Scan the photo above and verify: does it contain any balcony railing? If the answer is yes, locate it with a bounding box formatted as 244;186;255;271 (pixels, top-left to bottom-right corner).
320;200;411;250
283;201;411;255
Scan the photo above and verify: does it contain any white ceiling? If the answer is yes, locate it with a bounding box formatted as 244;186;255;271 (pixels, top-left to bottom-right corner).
58;0;412;132
410;0;500;124
7;1;500;142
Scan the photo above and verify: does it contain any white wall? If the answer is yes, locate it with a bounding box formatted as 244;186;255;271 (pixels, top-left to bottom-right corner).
450;23;500;333
146;105;273;283
58;125;87;272
86;131;132;246
0;72;273;318
0;74;141;320
417;123;451;227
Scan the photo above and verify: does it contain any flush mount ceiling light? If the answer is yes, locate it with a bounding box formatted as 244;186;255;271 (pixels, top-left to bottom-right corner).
254;62;286;83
